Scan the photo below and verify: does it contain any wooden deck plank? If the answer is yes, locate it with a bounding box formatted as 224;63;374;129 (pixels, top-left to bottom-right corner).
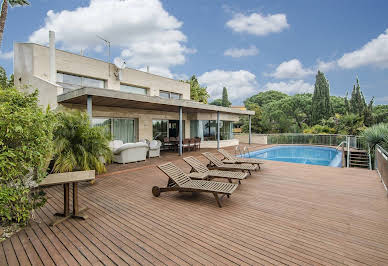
10;234;30;265
17;230;44;266
1;145;388;265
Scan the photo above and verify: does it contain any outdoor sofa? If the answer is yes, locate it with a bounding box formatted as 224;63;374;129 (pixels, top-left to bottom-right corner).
110;140;148;164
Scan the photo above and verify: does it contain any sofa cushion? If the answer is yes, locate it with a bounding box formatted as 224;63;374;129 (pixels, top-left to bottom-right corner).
113;142;149;155
109;140;124;150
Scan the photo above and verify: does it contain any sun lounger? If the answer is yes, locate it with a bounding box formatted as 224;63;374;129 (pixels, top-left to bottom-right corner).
183;156;248;184
154;162;238;207
218;149;264;169
202;152;257;175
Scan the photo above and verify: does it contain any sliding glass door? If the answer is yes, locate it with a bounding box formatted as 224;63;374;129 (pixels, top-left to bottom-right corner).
92;118;136;143
112;119;135;143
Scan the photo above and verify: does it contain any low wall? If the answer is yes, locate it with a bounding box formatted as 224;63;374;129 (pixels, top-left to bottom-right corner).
234;134;267;144
201;139;239;148
376;146;388;194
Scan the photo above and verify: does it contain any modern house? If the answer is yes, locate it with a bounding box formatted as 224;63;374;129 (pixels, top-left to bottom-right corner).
13;32;254;152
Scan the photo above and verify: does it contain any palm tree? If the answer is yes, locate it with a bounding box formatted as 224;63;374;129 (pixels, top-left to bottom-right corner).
53;109;112;174
0;0;29;48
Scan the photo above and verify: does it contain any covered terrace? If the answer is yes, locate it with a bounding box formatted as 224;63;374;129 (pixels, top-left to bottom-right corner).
57;87;255;155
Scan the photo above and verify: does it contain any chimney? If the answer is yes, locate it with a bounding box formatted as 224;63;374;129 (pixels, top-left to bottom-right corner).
49;31;56;83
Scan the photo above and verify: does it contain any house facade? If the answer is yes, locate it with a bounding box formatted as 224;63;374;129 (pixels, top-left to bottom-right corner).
14;35;254;149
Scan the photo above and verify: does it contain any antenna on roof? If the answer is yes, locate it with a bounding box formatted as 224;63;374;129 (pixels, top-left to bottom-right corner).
97;35;111;76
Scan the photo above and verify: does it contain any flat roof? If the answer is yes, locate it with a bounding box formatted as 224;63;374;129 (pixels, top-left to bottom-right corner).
57;87;255;115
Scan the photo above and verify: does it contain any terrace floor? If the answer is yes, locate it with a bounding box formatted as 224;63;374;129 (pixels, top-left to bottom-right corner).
1;145;388;265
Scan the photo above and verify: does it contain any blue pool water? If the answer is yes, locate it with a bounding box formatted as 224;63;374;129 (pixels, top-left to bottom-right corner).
247;145;342;167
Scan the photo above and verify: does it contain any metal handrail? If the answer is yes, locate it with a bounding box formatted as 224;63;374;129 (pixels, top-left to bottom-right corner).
243;146;251;158
368;144;372;170
234;146;243;157
336;141;346;150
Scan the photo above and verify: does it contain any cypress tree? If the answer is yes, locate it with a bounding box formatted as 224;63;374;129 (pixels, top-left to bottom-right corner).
311;71;332;124
221;87;231;107
350;78;365;115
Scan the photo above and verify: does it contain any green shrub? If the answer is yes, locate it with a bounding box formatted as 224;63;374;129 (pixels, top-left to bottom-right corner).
362;123;388;149
0;87;55;226
52;109;112;174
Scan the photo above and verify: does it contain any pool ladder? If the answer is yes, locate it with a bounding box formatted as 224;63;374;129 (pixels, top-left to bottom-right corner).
235;146;251;158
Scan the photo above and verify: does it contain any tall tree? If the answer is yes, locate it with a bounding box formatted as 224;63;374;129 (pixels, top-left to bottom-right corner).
188;75;209;104
349;78;366;116
311;71;332;124
0;0;30;48
221;87;231;107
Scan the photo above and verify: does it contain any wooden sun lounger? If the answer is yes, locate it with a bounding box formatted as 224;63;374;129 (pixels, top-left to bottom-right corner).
218;149;264;169
154;162;238;207
183;156;248;184
202;152;258;175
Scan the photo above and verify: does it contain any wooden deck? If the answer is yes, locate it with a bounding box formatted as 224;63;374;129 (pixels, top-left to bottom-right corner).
1;145;388;265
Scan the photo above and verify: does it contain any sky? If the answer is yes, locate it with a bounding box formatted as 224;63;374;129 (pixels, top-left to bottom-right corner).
1;0;388;105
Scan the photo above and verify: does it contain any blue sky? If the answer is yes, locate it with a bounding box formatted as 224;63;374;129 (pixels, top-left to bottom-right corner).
1;0;387;104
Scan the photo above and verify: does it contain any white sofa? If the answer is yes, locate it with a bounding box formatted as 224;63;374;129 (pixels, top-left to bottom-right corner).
110;140;148;164
149;140;162;158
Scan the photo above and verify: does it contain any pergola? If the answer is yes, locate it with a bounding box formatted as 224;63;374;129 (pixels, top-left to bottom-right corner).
57;87;255;155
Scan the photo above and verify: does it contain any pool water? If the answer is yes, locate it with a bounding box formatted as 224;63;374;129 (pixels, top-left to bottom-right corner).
247;145;342;167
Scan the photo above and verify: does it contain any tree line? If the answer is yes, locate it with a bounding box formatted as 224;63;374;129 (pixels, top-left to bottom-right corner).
187;72;388;136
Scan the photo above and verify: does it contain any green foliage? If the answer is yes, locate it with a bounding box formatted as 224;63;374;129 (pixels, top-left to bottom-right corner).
242;104;263;133
209;98;223;106
221;87;231;107
8;0;30;6
311;71;332;124
331;95;347;115
0;87;55;226
0;67;13;88
188;75;209;104
373;105;388;123
304;124;336;134
52;109;112;174
337;113;365;135
361;123;388;149
244;90;288;108
350;78;366;116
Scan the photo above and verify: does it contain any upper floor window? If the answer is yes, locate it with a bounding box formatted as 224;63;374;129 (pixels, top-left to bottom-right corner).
57;72;105;92
159;90;182;99
120;84;147;95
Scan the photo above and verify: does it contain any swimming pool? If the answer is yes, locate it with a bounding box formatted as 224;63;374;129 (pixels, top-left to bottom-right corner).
247;145;342;167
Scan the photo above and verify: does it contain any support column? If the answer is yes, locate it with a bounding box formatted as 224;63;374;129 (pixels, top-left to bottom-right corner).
248;115;252;145
217;111;220;150
49;31;56;84
87;95;93;121
179;106;183;156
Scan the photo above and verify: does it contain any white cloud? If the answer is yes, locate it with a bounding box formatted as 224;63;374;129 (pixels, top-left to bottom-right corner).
0;50;13;60
226;12;289;36
316;59;337;72
338;29;388;69
224;45;259;58
198;70;258;103
270;59;314;79
262;80;313;94
29;0;194;78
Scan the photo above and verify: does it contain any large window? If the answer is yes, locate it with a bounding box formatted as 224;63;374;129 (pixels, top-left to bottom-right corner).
57;72;105;93
120;84;147;95
190;120;233;141
92;118;137;143
159;90;182;99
